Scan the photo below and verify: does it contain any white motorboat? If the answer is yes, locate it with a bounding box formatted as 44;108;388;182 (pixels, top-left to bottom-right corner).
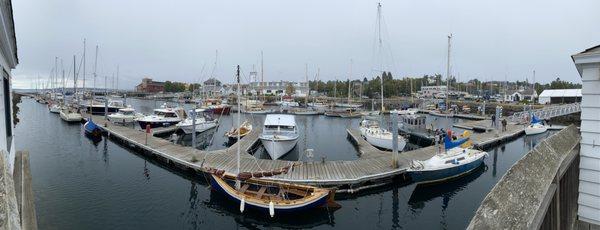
393;108;418;115
59;107;83;123
259;114;299;160
107;107;144;124
81;99;126;115
136;104;185;128
525;115;548;135
48;103;61;114
360;118;407;151
175;109;218;134
360;110;381;116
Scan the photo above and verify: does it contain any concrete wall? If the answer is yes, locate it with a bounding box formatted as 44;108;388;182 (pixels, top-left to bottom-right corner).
573;49;600;225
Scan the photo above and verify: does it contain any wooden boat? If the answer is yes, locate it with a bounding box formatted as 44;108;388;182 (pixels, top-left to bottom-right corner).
224;120;253;140
209;65;338;217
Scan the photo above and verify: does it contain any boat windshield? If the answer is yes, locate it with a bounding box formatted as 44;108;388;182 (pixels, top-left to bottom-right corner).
154;111;177;117
264;125;295;132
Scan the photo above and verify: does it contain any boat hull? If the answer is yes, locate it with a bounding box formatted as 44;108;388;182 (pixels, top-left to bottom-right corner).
409;154;486;184
85;106;122;115
364;134;407;151
205;106;231;115
260;137;299;160
137;120;180;129
177;122;218;134
59;111;83;123
209;175;330;214
525;124;548;135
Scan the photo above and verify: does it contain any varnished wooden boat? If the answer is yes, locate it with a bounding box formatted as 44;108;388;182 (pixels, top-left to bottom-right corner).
208;169;338;217
224;120;253;140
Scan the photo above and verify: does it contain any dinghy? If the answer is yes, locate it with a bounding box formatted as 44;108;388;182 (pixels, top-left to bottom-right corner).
224;120;253;141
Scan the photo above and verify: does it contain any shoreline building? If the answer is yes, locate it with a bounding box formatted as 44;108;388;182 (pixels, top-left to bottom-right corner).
247;81;309;97
538;89;582;104
572;45;600;226
418;85;448;98
502;88;538;103
135;77;165;93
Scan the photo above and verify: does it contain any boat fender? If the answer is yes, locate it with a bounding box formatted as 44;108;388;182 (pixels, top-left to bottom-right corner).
269;201;275;217
240;198;245;213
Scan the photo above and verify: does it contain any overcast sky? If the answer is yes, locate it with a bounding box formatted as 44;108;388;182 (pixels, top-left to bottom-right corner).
11;0;600;89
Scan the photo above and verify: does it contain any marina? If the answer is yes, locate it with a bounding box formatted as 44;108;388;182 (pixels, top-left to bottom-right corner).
3;0;599;229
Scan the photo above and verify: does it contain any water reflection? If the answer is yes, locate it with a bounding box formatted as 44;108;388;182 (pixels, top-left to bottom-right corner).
408;165;487;212
206;191;336;229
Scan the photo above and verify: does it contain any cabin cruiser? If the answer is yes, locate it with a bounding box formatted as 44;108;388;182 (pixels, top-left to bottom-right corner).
175;109;218;134
408;131;488;184
82;99;126;115
59;106;83;123
393;108;418;115
136;104;185;128
359;118;407;151
259;114;299;159
292;107;320;115
48;103;61;114
107;107;144;124
525;115;548;135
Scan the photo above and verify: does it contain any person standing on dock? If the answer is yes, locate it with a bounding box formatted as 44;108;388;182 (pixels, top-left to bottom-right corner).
501;118;507;132
491;114;496;127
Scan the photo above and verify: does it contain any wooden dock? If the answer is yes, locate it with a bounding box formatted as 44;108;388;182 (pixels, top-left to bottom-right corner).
88;115;528;193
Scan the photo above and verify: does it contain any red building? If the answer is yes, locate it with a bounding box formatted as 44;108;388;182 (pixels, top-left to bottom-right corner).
136;78;165;93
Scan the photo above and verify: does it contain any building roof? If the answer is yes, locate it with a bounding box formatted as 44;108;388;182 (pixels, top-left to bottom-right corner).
264;114;296;126
539;89;582;98
571;45;600;77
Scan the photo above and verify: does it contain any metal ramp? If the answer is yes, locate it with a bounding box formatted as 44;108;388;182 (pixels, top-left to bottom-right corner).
507;103;580;123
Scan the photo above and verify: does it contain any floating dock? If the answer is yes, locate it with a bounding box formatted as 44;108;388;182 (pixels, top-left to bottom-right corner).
87;115;528;194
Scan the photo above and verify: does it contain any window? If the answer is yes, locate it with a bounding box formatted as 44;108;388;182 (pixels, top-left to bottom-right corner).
3;70;12;151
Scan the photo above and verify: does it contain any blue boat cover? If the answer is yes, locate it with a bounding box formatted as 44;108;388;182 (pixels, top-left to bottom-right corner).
84;119;99;133
531;115;541;124
444;135;469;149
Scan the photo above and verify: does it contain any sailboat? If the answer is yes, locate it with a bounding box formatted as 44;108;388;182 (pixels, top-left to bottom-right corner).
359;117;407;151
407;130;488;184
293;64;319;115
209;65;337;217
60;55;83;123
525;115;548;135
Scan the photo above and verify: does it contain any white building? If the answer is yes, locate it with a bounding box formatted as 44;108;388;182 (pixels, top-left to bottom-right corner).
0;0;18;172
572;45;600;226
502;88;537;102
538;89;582;104
418;85;447;98
247;81;309;97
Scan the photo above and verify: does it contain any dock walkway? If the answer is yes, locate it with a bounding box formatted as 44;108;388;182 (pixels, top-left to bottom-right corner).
89;114;528;193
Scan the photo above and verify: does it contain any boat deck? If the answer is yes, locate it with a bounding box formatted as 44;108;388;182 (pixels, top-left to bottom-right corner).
89;115;527;193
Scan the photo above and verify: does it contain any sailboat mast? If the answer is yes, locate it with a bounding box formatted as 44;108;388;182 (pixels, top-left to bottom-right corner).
348;59;352;104
235;65;241;187
305;63;308;107
446;34;452;112
116;65;119;94
93;45;98;94
377;3;384;112
83;39;86;96
261;51;264;101
73;55;77;102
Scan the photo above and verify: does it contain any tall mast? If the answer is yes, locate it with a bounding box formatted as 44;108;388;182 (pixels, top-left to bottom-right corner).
348;59;352;104
261;51;264;101
73;55;77;102
377;3;384;112
305;63;309;107
446;34;452;112
83;39;86;95
54;57;58;94
235;65;241;189
93;45;98;94
116;65;119;94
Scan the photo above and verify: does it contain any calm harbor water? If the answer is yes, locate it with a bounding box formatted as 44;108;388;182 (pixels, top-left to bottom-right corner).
16;98;554;229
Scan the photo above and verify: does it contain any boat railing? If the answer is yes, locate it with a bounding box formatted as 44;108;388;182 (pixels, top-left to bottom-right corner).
467;125;581;229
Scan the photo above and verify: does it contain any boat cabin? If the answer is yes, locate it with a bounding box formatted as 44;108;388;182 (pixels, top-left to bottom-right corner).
263;114;297;134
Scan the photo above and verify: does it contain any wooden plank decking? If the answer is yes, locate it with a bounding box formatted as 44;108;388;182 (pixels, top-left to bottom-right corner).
88;114;528;193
